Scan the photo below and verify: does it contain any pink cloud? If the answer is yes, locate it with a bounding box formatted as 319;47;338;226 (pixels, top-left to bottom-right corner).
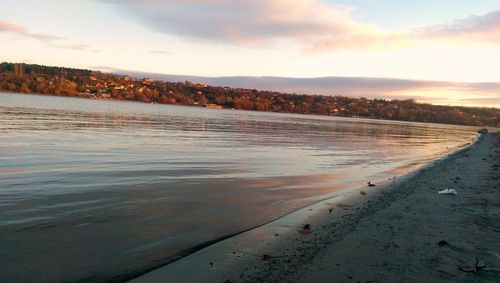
0;20;28;34
0;19;96;51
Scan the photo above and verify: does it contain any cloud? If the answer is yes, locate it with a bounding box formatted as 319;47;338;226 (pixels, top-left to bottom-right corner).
105;67;500;107
0;19;96;51
149;50;173;55
31;33;67;42
415;10;500;43
0;20;66;42
96;1;500;52
97;0;371;46
304;9;500;52
0;20;28;34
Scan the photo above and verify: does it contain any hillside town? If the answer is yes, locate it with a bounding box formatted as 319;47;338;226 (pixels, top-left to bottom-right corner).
1;62;498;127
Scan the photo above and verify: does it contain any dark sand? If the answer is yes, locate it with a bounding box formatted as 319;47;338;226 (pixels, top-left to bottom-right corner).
132;133;499;283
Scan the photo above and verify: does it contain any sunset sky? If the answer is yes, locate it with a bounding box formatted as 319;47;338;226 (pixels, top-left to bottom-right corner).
1;0;499;106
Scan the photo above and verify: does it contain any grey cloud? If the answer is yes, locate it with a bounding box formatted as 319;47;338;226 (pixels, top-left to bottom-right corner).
149;50;173;55
50;43;96;51
95;0;355;46
31;33;67;42
414;10;500;42
104;67;500;107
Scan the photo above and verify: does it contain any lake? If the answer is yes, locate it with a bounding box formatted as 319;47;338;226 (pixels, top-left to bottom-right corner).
0;92;477;282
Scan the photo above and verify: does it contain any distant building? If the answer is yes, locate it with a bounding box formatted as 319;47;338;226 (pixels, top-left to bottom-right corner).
194;84;208;89
142;78;154;84
13;63;24;77
204;104;223;109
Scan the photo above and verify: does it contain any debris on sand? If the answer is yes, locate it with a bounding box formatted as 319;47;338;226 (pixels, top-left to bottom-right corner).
438;188;457;195
336;203;353;208
459;257;486;273
298;224;312;235
438;240;450;247
261;254;271;261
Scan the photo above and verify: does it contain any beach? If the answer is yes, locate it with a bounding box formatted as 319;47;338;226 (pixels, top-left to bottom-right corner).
132;132;499;283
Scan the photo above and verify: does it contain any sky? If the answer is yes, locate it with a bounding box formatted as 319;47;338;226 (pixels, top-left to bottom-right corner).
1;0;500;107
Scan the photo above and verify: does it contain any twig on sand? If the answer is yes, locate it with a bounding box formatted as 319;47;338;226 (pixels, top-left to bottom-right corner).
433;269;453;276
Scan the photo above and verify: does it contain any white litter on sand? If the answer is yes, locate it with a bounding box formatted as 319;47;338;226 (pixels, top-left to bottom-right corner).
438;188;458;195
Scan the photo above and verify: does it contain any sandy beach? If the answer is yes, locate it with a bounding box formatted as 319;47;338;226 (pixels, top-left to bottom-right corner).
132;132;499;283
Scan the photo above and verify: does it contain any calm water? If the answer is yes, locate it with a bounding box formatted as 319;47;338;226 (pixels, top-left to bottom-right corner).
0;92;476;282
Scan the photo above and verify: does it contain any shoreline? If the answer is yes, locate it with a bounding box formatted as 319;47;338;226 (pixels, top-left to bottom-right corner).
131;133;497;283
1;91;494;130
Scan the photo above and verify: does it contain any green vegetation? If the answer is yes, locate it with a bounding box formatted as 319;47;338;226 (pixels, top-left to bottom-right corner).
1;62;498;127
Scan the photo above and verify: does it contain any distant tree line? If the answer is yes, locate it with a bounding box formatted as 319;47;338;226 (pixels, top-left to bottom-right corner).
0;62;498;127
0;62;91;77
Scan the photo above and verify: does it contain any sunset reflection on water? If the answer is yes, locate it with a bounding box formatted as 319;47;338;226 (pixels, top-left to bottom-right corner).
0;92;477;282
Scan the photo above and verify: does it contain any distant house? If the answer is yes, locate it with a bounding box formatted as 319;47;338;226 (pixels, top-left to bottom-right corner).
194;84;208;89
100;93;111;98
204;104;223;109
142;78;154;84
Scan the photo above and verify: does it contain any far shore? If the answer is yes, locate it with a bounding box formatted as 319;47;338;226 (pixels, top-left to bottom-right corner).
2;91;495;131
131;132;499;283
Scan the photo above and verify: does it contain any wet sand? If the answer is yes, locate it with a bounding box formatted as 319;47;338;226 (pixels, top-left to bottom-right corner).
132;132;499;283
